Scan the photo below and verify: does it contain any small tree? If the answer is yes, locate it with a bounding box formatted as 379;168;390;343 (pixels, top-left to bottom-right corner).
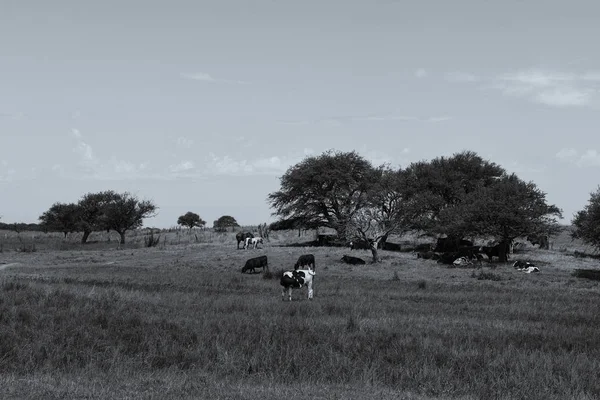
102;192;158;244
39;202;80;238
77;191;117;243
213;215;240;232
572;186;600;251
177;212;206;230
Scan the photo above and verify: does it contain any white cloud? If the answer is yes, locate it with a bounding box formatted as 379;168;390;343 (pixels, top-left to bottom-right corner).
493;69;600;107
556;148;578;160
169;160;195;172
577;149;600;167
415;68;427;78
176;136;194;148
277;113;450;125
71;128;97;166
180;72;215;82
445;72;480;83
181;71;250;85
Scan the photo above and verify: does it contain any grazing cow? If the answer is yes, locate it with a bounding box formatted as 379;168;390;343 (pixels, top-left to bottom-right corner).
245;236;264;249
281;267;315;301
241;255;269;274
236;232;254;249
341;255;366;265
349;240;372;250
295;254;316;270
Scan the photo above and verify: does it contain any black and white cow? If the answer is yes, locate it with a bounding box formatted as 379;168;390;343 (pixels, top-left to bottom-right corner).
244;236;264;249
341;255;366;265
280;267;315;301
241;255;268;273
295;254;315;270
236;232;254;249
513;260;539;273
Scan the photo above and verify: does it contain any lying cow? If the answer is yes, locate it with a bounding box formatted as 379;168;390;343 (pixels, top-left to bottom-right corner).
241;255;268;273
341;255;366;265
280;267;315;301
381;242;402;251
349;240;372;250
513;260;539;273
295;254;315;270
236;232;254;249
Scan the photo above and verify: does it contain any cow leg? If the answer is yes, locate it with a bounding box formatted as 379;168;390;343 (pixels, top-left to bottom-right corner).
307;281;313;299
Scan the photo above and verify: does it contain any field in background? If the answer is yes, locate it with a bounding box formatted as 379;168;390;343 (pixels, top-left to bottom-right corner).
1;228;600;399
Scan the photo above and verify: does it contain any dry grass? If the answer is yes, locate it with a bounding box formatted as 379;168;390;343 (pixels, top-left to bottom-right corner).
1;228;600;399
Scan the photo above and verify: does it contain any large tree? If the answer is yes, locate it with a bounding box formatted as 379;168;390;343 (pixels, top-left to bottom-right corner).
77;191;118;243
39;202;80;238
268;150;378;236
213;215;239;232
402;151;506;240
571;186;600;251
441;174;563;243
101;191;158;244
177;211;206;230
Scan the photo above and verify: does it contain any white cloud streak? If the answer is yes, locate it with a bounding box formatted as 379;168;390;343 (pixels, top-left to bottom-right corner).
180;71;250;85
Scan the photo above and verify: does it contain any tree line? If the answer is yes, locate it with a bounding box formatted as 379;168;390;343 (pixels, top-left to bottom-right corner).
268;150;569;262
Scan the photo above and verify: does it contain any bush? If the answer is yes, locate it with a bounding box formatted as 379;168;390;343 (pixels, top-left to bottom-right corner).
572;269;600;281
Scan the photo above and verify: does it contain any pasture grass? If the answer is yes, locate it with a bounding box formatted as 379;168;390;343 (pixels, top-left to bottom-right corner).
1;229;600;399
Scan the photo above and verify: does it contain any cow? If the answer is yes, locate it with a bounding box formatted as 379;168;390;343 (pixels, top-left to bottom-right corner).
513;260;539;273
245;237;264;249
295;254;316;270
434;237;473;252
349;240;372;250
341;255;366;265
417;250;436;260
241;255;268;274
452;256;472;267
481;241;510;262
527;234;549;250
437;252;460;265
381;242;402;251
280;267;315;301
236;232;254;249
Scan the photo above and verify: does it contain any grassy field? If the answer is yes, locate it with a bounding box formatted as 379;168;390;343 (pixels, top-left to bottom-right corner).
1;228;600;399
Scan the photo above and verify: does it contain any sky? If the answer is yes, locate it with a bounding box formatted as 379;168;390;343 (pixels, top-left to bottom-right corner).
1;0;600;228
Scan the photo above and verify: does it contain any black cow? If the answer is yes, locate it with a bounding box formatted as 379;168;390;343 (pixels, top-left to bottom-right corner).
341;255;366;265
381;242;402;251
236;232;254;249
414;243;433;252
241;255;268;273
350;240;372;250
436;252;460;265
481;241;510;262
434;237;473;252
527;234;549;250
295;254;316;270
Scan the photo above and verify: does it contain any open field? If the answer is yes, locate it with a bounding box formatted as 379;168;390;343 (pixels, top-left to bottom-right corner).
1;228;600;399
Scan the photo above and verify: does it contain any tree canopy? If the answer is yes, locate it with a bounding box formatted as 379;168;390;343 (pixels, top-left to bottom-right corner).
177;212;206;230
571;186;600;251
101;191;158;244
268;150;378;235
39;202;80;237
213;215;240;232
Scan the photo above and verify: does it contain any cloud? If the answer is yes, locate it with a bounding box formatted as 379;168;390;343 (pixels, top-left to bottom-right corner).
276;113;451;125
176;136;194;149
492;69;600;107
415;68;427;78
180;71;250;85
71;128;97;167
169;160;195;173
556;148;578;160
577;149;600;167
445;72;480;83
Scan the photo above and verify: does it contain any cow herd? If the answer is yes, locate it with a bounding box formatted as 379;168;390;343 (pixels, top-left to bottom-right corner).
236;231;541;301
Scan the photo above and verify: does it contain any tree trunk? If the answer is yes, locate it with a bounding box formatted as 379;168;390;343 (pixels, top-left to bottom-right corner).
119;231;126;245
81;230;91;244
370;239;382;263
